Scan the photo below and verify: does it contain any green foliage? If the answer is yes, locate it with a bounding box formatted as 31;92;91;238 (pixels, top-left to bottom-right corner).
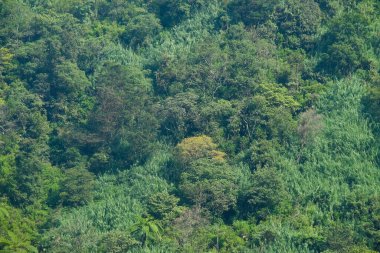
0;1;379;252
147;0;206;27
122;10;162;48
240;168;289;220
98;231;141;253
0;202;37;253
40;151;173;252
274;0;322;50
174;136;239;216
180;158;239;215
228;0;280;26
59;167;96;207
187;223;246;252
156;92;202;142
0;0;34;43
54;61;90;96
86;62;157;170
0;48;14;81
317;11;374;77
147;192;180;219
130;215;163;246
175;135;226;164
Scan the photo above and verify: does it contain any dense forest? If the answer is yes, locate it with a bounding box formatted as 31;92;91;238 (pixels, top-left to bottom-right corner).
0;0;379;252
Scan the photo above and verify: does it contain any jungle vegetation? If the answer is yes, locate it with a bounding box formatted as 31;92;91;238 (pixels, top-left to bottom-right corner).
0;0;379;252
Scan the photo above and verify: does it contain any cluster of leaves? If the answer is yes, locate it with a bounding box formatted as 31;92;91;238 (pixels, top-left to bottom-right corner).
0;0;379;252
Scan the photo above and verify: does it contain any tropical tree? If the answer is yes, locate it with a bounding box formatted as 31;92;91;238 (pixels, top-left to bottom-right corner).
130;215;163;247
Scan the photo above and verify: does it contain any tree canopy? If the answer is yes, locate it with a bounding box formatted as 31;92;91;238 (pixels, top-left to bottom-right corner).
0;0;379;252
